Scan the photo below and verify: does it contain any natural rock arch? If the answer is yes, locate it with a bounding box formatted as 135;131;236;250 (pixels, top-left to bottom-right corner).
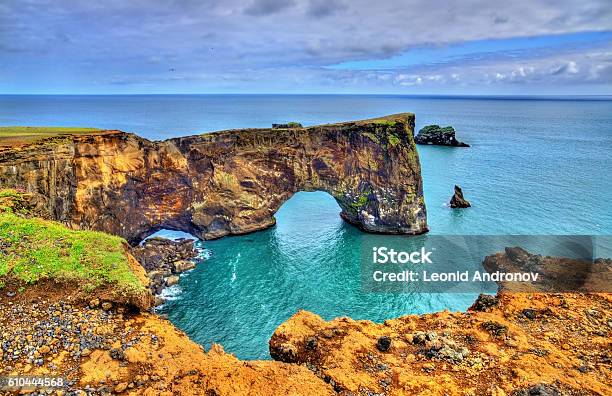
0;114;428;244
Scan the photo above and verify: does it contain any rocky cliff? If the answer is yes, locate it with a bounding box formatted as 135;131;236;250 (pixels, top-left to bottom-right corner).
0;114;427;244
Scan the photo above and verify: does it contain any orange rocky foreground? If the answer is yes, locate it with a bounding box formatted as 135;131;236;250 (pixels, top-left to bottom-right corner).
0;287;334;395
271;292;611;395
1;290;610;395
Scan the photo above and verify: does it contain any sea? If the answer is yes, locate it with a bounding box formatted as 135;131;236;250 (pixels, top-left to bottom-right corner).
1;94;611;359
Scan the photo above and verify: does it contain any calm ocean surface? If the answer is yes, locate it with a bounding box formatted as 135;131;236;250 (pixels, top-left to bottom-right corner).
2;94;611;359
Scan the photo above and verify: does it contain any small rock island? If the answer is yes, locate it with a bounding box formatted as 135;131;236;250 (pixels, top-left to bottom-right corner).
415;125;470;147
450;185;471;208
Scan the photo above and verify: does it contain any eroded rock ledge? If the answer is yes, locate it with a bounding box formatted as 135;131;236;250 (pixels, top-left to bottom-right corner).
0;113;427;244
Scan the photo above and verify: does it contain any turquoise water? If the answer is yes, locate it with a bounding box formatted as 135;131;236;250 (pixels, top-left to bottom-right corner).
2;95;611;359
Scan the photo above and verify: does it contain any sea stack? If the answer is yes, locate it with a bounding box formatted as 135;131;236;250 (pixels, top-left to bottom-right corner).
450;185;471;208
415;125;469;147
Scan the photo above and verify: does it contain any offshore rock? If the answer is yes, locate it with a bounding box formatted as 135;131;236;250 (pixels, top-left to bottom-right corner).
415;124;469;147
483;246;612;293
449;185;471;208
0;114;428;244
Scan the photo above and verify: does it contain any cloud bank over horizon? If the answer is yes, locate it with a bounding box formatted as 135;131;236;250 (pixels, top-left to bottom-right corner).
0;0;611;94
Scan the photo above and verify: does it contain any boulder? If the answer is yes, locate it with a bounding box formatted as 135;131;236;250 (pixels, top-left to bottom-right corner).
376;336;392;352
470;294;498;311
166;275;180;286
132;238;198;272
132;237;198;294
173;260;196;273
415;125;469;147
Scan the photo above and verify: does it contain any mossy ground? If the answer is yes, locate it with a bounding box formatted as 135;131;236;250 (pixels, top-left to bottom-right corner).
0;126;101;137
0;189;147;300
0;126;103;146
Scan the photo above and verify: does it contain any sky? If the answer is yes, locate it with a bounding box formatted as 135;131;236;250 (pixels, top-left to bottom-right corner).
0;0;611;95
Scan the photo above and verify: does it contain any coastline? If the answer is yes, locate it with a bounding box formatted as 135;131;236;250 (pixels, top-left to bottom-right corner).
2;280;609;395
0;188;610;394
1;113;610;393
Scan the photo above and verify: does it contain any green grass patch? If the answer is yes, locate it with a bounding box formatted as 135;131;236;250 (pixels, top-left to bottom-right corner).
0;126;103;146
373;120;397;127
0;189;21;198
350;191;370;210
388;134;400;147
0;211;146;297
0;126;101;137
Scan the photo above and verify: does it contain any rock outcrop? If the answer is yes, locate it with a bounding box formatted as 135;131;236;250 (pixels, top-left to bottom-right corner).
415;125;469;147
270;292;612;395
272;122;302;129
133;237;198;272
450;185;471;208
132;237;200;296
0;114;428;244
483;246;612;293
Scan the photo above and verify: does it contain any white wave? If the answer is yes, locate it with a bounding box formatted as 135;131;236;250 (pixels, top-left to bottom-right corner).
197;248;212;260
159;284;183;301
230;253;240;283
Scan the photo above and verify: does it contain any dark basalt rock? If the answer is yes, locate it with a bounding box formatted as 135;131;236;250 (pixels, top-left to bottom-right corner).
132;237;199;297
376;336;392;352
272;122;302;129
415;125;469;147
449;185;471;208
132;237;198;272
470;294;499;311
511;384;561;396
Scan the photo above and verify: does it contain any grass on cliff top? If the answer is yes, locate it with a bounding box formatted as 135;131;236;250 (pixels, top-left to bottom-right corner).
0;126;103;146
0;191;146;297
0;126;102;137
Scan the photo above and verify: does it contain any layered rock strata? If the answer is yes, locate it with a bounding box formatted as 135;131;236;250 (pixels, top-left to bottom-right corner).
0;114;427;244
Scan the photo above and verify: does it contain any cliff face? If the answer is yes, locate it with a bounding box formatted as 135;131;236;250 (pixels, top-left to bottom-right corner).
0;114;427;244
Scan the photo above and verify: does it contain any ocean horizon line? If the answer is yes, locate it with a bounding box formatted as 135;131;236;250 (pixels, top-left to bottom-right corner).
1;93;611;101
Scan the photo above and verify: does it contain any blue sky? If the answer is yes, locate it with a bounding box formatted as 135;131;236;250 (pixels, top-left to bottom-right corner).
1;0;611;95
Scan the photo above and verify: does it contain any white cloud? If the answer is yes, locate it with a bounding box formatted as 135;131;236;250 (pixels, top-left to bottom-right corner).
1;0;611;93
